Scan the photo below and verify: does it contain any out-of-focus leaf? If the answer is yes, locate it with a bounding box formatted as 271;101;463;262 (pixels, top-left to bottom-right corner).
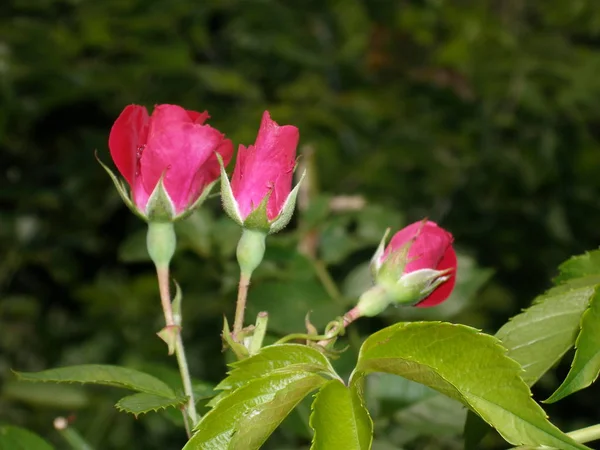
3;380;89;409
309;379;372;450
245;280;344;335
15;365;175;398
353;322;588;449
0;426;55;450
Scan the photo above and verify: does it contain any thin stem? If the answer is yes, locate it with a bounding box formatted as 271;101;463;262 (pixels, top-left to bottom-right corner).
156;266;174;327
53;417;94;450
233;272;250;337
568;424;600;444
316;306;362;347
155;266;198;427
511;423;600;448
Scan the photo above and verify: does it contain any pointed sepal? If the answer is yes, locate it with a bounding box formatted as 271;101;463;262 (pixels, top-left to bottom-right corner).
242;191;271;231
145;176;176;222
370;228;390;280
269;169;306;234
221;317;249;360
217;153;243;225
95;151;146;221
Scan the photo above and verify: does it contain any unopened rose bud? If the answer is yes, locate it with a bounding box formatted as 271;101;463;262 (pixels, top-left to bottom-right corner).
357;220;457;316
101;104;233;222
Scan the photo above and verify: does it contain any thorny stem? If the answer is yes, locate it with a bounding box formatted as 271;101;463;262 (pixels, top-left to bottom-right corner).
156;266;198;432
233;272;251;338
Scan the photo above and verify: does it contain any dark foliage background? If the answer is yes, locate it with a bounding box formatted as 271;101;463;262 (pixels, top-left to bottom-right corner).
2;0;600;449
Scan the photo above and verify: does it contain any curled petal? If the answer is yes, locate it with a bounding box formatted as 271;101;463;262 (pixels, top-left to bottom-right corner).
108;105;149;186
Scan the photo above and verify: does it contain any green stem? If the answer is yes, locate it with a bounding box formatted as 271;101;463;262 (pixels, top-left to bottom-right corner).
233;272;251;337
53;417;94;450
512;423;600;448
156;266;198;428
567;423;600;443
316;306;362;347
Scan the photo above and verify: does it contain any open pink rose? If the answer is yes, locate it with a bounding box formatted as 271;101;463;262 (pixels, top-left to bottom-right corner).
380;220;457;307
230;111;299;221
108;104;233;218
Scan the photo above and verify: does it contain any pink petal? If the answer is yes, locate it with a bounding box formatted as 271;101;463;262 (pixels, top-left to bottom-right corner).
231;111;299;220
187;110;210;125
108;105;149;186
416;246;457;307
187;138;234;205
140;105;224;213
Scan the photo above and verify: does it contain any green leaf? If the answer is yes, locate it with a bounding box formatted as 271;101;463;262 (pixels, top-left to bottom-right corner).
352;322;589;450
216;344;339;392
309;379;372;450
0;426;55;450
14;364;175;398
115;392;188;417
183;372;326;450
546;286;600;403
2;380;89;409
554;250;600;284
393;394;466;437
496;277;597;386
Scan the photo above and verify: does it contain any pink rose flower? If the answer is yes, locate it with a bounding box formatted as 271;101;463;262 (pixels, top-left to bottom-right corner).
108;104;233;219
230;111;299;222
380;220;457;307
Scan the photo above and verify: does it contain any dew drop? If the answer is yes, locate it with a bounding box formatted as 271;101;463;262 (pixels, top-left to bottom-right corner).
136;144;146;158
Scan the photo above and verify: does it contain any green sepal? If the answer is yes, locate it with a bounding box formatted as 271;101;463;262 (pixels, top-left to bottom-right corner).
157;325;181;356
217;153;243;225
242;191;271;231
269;169;306;234
370;228;390;280
376;242;410;285
95;151;146;221
174;179;218;222
222;317;250;360
145;176;176;222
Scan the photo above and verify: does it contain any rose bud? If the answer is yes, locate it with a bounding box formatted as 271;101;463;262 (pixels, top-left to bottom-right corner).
100;104;233;222
356;220;457;317
219;111;303;277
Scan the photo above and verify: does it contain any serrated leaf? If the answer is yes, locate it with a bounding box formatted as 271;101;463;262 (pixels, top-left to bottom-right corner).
0;426;55;450
309;379;372;450
496;277;597;386
14;364;175;398
216;344;339;392
352;322;589;450
115;392;188;416
554;250;600;284
546;286;600;403
183;372;326;450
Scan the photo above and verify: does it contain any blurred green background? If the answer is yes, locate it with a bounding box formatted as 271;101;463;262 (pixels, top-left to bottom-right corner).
2;0;600;448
